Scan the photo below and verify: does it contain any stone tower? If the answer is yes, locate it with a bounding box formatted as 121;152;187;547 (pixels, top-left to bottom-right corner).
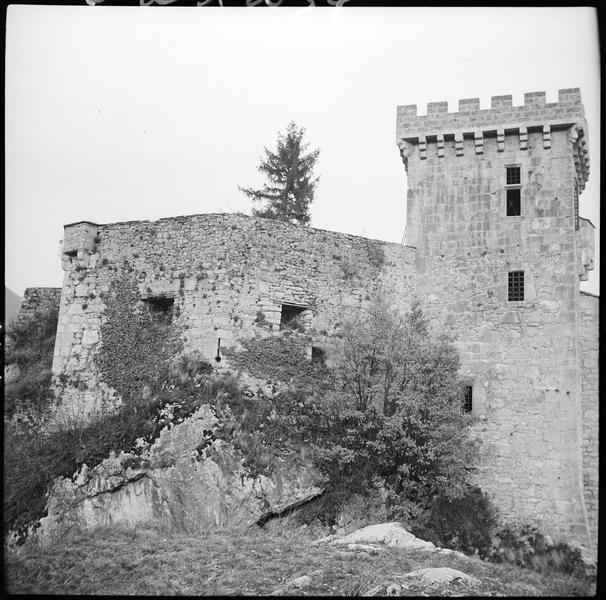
396;89;597;551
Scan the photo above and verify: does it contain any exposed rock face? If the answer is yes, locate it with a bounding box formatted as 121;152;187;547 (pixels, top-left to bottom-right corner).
31;404;325;546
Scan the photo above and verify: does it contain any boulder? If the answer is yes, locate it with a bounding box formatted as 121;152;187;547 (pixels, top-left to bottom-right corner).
327;522;436;550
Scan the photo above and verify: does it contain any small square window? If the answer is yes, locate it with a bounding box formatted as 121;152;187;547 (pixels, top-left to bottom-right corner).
280;304;307;331
508;271;524;301
506;189;521;216
506;166;521;185
143;296;174;323
463;386;473;413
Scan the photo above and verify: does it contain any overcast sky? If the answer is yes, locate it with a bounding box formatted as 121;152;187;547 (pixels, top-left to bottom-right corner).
5;5;600;297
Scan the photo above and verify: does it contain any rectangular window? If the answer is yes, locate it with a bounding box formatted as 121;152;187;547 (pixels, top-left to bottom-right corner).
280;304;307;331
506;166;521;185
508;271;524;301
505;166;521;216
506;189;521;216
143;296;174;323
463;386;473;413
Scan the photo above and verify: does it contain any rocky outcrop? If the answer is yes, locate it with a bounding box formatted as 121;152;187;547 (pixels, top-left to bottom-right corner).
28;404;325;546
314;522;437;551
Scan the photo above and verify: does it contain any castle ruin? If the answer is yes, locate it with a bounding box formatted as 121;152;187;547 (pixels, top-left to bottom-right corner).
44;88;597;552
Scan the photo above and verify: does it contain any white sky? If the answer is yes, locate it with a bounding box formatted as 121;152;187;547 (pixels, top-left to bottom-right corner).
5;5;600;297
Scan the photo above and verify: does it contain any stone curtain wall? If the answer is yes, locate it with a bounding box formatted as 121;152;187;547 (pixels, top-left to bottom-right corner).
579;292;598;550
396;90;593;546
51;213;417;423
18;287;62;322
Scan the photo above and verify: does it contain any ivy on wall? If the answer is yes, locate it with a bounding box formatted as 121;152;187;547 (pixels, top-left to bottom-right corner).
95;270;183;404
223;333;330;392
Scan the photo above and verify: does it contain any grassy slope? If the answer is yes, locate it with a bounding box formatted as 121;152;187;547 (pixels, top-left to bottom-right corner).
5;521;593;596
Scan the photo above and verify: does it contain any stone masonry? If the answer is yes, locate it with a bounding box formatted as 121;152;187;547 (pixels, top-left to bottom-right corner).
17;287;61;323
50;88;597;553
51;214;416;422
396;88;597;552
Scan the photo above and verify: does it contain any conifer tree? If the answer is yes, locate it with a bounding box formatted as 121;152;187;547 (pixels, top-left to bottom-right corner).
239;122;320;226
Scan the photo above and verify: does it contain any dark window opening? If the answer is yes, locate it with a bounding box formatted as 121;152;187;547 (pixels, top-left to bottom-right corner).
506;189;521;216
143;296;174;323
506;166;521;216
311;346;326;365
280;304;307;331
508;271;524;301
463;386;473;413
506;166;521;185
64;250;77;258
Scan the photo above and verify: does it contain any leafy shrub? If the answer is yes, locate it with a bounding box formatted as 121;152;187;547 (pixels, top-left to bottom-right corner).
4;307;59;418
488;523;587;576
218;297;488;553
365;240;385;270
223;334;331;393
413;485;499;557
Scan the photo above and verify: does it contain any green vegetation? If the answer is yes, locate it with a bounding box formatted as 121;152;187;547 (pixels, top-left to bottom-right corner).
95;272;183;403
239;121;320;226
3;356;224;536
4;288;591;589
4;307;59;418
221;297;495;555
488;523;587;576
4;523;594;596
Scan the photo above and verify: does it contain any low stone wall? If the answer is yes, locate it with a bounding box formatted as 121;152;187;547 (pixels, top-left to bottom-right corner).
17;287;61;322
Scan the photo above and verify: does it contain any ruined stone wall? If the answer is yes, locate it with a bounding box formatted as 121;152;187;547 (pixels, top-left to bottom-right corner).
51;213;417;422
579;291;598;549
396;89;593;546
17;287;61;323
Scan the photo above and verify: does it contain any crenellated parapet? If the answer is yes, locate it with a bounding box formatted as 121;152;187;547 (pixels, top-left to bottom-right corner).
396;88;590;191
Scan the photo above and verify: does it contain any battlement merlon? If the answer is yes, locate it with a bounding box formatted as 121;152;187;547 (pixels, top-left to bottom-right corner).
396;88;590;190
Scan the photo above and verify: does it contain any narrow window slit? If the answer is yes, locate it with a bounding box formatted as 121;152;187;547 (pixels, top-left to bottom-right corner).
463;386;473;413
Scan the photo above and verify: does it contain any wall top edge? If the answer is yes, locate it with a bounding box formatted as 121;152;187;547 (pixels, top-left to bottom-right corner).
580;290;600;299
63;212;418;252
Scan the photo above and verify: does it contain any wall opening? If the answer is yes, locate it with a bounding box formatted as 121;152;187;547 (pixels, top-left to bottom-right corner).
508;271;524;301
506;189;521;216
142;296;174;324
280;304;307;331
505;165;521;216
463;385;473;413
